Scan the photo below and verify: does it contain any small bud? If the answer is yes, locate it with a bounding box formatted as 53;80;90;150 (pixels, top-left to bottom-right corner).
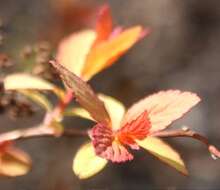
182;126;189;131
211;154;218;160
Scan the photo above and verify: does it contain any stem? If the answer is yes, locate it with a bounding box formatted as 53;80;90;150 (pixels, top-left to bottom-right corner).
0;126;88;143
0;90;88;143
152;127;220;159
43;90;73;125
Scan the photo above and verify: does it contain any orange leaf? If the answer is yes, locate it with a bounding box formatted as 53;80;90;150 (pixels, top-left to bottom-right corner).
0;146;31;177
94;4;113;45
137;137;188;175
82;26;147;80
50;61;111;125
122;90;200;132
56;30;96;79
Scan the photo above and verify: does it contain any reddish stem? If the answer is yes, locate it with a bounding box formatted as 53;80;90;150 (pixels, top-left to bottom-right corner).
152;128;220;159
43;90;74;125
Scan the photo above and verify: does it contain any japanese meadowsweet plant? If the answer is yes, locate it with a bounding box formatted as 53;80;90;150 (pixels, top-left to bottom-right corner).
1;4;220;180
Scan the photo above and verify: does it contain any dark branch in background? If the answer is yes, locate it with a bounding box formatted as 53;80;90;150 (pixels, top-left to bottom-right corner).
152;127;220;159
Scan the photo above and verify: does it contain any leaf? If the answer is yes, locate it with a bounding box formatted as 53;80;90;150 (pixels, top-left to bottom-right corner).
20;90;53;111
137;137;188;175
0;146;31;177
98;94;125;130
65;94;125;130
117;111;151;147
91;123;134;163
73;142;108;179
94;4;113;45
122;90;201;132
4;73;55;91
50;61;111;125
64;107;94;121
56;30;96;79
82;26;147;80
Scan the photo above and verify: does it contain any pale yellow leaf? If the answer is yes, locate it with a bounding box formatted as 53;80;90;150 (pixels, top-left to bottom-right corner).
4;73;64;99
98;94;125;130
56;30;96;79
0;147;31;177
20;90;52;111
73;142;107;179
4;73;55;91
65;94;125;130
137;137;188;175
64;107;94;121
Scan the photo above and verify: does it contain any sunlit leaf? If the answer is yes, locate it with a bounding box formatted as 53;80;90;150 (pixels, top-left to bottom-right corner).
20;90;52;111
51;61;111;125
64;107;94;121
0;146;31;177
137;137;188;175
56;30;96;79
73;142;108;179
4;73;55;91
122;90;201;132
4;73;66;99
64;94;125;130
98;94;125;130
94;4;112;44
82;26;147;80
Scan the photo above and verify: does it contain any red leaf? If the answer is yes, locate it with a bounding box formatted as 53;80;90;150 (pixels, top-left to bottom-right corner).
117;111;151;148
90;123;133;163
94;4;113;45
122;90;200;132
50;61;111;125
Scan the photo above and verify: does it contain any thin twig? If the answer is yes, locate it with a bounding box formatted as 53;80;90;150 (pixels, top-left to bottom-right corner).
0;126;88;143
152;127;220;159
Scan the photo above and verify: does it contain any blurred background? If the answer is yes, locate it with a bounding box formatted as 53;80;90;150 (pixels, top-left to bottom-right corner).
1;0;220;189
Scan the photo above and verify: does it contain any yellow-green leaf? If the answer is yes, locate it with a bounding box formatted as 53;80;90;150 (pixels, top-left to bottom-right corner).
4;73;55;90
73;142;107;179
64;107;94;121
65;94;125;130
98;94;125;130
0;147;31;177
4;73;64;99
20;90;52;111
137;137;188;175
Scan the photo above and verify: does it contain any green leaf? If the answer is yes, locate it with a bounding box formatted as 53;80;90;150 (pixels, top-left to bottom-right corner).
73;142;108;179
